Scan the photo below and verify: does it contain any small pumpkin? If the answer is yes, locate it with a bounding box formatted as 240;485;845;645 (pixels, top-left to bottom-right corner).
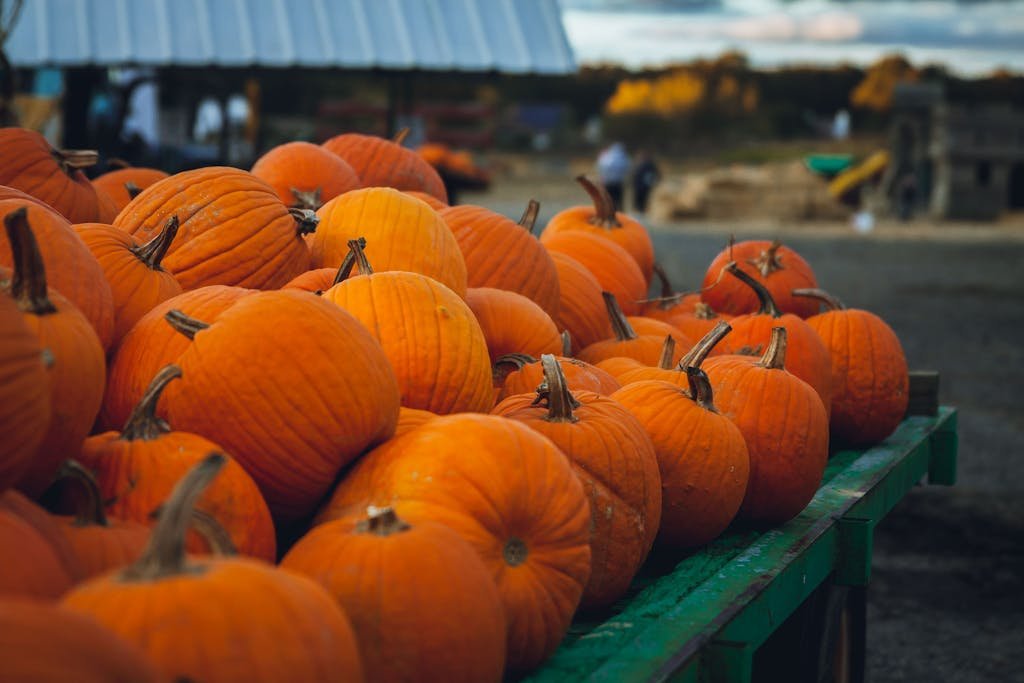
92;167;170;212
549;251;614;354
616;321;732;387
323;130;447;202
542;230;647;315
702;239;819;318
0;489;82;598
251;141;361;211
494;353;621;403
577;292;688;367
466;287;562;366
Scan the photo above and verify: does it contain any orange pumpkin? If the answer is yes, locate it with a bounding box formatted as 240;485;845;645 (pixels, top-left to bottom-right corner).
283;506;507;682
616;321;732;387
323;131;447;202
251;141;361;211
113;167;314;290
578;292;688;367
465;287;562;366
495;354;621;403
702;239;819;318
549;251;614;354
0;489;82;598
92;167;170;212
642;264;700;320
543;230;647;315
403;189;448;210
281;238;365;294
394;406;437;437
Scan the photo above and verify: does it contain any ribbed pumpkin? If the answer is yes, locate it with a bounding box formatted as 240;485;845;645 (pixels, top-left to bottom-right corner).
0;184;61;210
578;292;687;367
317;414;592;672
307;187;467;296
113;166;315;290
99;284;253;432
794;288;909;446
403;189;448;210
92;167;169;212
495;354;621;403
74;217;183;345
702;239;819;318
62;455;366;683
283;506;507;683
466;287;562;366
0;599;164;682
323;131;447;202
0;489;81;598
0;128;115;223
493;355;661;608
1;208;106;497
616;321;732;387
549;251;614;354
441;200;560;319
82;365;276;561
394;406;438;437
251;141;361;211
704;327;829;526
322;241;492;414
541;176;654;283
162;290;400;520
612;367;750;549
0;200;115;349
543;230;647;315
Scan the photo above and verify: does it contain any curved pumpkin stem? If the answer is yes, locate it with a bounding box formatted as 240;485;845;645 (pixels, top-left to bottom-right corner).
724;262;782;318
641;264;694;310
347;238;374;275
165;310;210;340
792;288;845;312
748;239;785;277
133;215;179;270
124;181;144;200
392;128;411;146
602;292;637;342
356;506;411;536
290;187;323;212
121;453;225;581
678;320;732;369
657;335;676;370
685;366;717;412
58;460;110;528
3;206;57;315
757;326;788;371
53;148;98;175
121;365;182;441
289;207;319;236
560;330;572;357
493;352;537;387
149;504;238;557
518;199;540;235
332;236;367;285
576;175;620;229
533;354;580;423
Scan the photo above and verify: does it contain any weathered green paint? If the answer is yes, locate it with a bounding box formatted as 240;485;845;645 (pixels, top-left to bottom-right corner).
836;517;874;586
524;408;957;683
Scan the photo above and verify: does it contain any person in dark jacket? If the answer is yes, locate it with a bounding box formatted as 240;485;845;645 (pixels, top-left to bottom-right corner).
632;150;661;214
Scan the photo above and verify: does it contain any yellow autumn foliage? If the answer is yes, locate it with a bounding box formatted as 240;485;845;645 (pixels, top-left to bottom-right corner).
851;54;919;112
607;70;706;115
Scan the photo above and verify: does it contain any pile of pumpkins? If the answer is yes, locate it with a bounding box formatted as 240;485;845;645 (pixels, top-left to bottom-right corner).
0;126;909;682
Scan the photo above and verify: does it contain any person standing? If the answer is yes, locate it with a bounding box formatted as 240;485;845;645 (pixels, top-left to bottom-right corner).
597;142;630;211
631;150;661;214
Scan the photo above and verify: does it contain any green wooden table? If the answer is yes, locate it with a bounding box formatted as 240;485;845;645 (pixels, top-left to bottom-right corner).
526;407;958;683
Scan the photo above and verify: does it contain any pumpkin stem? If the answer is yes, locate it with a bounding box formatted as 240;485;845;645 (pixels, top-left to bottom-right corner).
121;365;182;441
164;310;210;340
3;206;57;315
347;238;374;275
289;207;319;236
576;175;620;229
724;262;782;317
693;302;719;320
518;199;540;234
757;326;788;370
657;335;676;370
121;453;226;581
392;128;411;146
748;239;785;277
493;353;537;387
149;504;238;556
333;236;367;285
290;187;323;211
678;320;732;369
355;506;411;536
52;148;98;175
602;291;636;342
560;330;572;357
685;366;718;412
792;288;845;312
58;460;110;528
532;354;580;423
133;215;179;270
652;263;675;300
124;181;144;199
504;537;528;567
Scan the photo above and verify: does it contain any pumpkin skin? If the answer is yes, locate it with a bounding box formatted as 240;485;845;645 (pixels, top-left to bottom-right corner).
0;599;165;682
441;201;561;319
74;218;183;345
541;176;655;283
796;289;909;446
577;293;688;367
403;190;448;210
62;455;366;683
317;414;592;672
704;327;829;526
702;239;818;318
0;184;61;211
611;368;750;549
251;141;361;211
543;231;647;315
394;406;438;437
493;356;661;608
465;287;562;366
282;507;507;683
114;167;314;291
323;132;447;202
0;200;115;350
92;167;170;212
495;354;621;403
0;490;82;598
282;267;337;293
549;251;614;354
307;187;467;297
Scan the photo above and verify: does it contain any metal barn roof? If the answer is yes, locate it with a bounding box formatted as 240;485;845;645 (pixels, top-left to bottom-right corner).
8;0;576;74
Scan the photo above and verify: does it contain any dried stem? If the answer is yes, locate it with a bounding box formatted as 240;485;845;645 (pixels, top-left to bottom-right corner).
4;206;56;314
164;310;210;340
792;288;845;312
757;326;788;370
678;320;732;369
724;262;782;317
576;175;620;228
120;365;181;440
532;354;580;423
518;199;540;234
657;335;676;370
133;216;178;270
602;292;636;342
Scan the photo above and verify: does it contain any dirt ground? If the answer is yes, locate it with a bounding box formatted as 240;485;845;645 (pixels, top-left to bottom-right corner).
470;177;1024;682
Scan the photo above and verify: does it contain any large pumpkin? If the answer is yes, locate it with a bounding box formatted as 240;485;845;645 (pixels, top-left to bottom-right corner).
113;166;314;290
542;230;647;315
0;489;82;598
92;167;170;212
251;141;361;211
549;251;615;354
702;239;818;318
465;287;562;366
323;131;447;202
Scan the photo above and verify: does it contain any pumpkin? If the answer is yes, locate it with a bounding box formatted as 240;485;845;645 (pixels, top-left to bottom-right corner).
702;239;819;318
1;208;105;497
282;506;507;682
494;354;621;403
322;241;492;415
617;321;732;387
549;251;614;354
281;237;363;294
0;200;115;349
541;176;654;282
0;599;164;682
317;414;592;671
441;200;561;319
0;489;81;598
794;288;909;446
92;167;169;212
542;231;647;315
307;187;467;296
62;454;366;683
611;367;750;549
99;284;253;432
74;217;183;345
394;406;438;437
323;130;447;202
642;263;700;320
403;190;448;210
493;355;660;607
465;287;562;366
0;184;62;211
578;292;688;367
704;327;829;526
251;141;361;211
82;365;276;561
113;167;315;290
